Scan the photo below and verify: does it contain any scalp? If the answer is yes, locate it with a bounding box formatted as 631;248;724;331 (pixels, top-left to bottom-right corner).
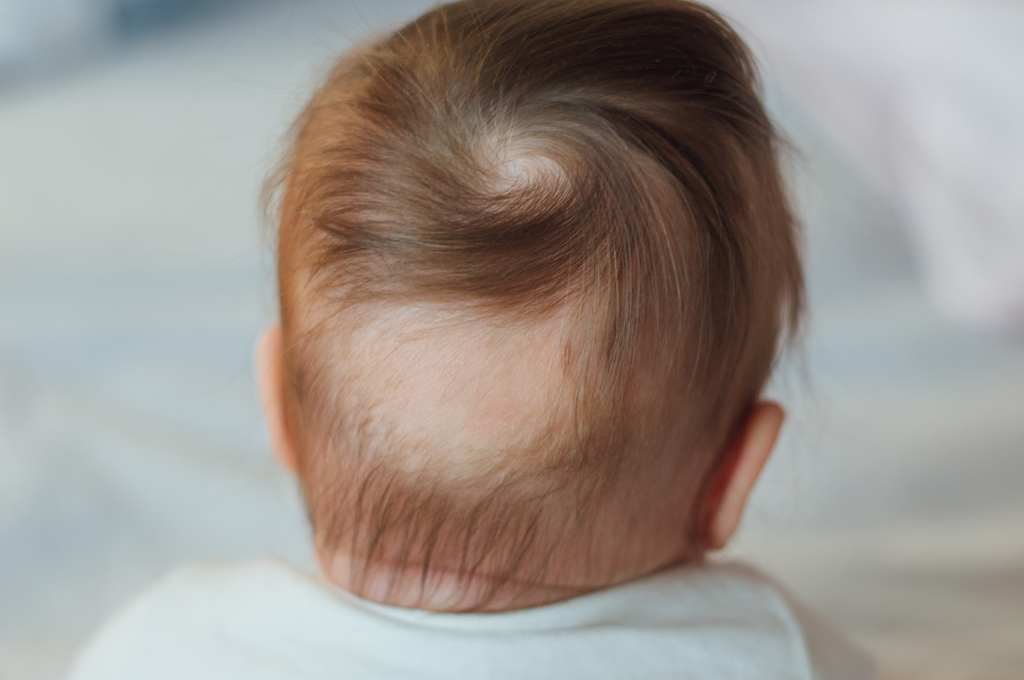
266;0;803;609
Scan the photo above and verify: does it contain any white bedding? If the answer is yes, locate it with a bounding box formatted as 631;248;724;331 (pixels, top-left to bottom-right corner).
1;3;1021;679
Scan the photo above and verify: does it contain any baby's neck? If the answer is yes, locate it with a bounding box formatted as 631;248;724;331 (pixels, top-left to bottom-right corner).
319;551;603;612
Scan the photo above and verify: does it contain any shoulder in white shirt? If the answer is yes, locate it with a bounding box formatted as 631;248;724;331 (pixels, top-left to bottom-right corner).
69;559;875;680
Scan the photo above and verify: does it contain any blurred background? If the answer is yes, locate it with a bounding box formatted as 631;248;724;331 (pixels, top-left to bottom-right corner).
1;1;1021;679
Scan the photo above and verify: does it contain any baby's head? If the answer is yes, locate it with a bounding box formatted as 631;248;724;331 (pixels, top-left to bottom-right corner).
258;0;802;611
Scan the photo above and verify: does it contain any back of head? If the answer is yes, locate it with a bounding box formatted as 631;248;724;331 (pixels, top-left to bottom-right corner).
269;0;802;610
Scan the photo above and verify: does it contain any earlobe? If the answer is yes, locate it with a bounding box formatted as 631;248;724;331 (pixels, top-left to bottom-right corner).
256;324;299;474
702;401;784;551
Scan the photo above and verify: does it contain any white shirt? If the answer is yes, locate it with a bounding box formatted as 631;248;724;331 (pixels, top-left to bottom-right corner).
69;560;875;679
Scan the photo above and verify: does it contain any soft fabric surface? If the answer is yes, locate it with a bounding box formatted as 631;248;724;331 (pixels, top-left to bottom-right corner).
67;561;873;680
1;3;1021;678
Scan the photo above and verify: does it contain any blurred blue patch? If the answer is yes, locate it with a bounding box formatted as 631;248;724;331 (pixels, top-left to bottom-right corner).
0;0;260;89
113;0;245;37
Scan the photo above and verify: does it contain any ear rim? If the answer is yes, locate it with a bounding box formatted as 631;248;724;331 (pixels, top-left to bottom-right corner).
700;400;784;551
256;323;300;474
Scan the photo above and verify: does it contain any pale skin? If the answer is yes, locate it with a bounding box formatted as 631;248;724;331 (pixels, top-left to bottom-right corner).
256;323;784;608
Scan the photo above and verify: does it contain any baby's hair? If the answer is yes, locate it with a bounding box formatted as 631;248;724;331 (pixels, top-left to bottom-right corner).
267;0;802;610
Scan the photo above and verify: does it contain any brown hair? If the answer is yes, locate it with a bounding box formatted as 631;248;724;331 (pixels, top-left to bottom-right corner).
268;0;802;610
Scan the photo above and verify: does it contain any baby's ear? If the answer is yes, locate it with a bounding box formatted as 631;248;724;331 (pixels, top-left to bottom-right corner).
256;324;299;474
699;401;784;550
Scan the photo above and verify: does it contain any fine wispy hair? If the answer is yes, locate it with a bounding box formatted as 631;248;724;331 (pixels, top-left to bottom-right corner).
264;0;803;610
